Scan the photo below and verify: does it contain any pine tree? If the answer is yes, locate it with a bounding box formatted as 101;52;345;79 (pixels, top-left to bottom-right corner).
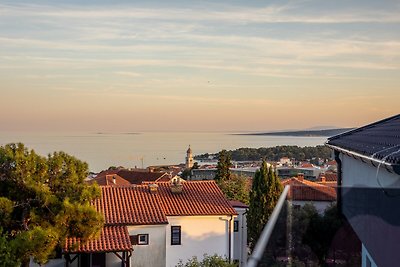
247;160;283;251
0;143;103;265
214;150;232;182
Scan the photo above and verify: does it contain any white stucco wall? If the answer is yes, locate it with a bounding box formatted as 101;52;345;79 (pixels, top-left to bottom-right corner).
105;252;123;267
233;207;248;267
341;154;400;188
128;224;166;267
166;215;234;267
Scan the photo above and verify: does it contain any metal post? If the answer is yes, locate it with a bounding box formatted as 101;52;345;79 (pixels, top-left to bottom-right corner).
247;185;290;267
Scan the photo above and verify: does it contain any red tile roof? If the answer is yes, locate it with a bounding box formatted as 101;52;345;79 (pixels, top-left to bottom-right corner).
300;163;314;168
229;200;249;209
317;172;338;182
281;177;336;201
64;181;236;254
95;186;168;225
155;181;237;216
88;174;131;186
326;160;337;166
64;226;132;253
93;169;169;185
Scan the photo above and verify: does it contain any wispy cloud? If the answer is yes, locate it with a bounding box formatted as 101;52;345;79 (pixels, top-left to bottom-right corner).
1;3;399;24
1;1;399;131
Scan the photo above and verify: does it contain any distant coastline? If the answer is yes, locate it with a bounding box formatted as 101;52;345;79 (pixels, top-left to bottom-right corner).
236;128;354;137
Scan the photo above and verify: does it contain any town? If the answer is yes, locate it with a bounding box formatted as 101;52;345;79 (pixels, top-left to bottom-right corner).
1;114;399;267
1;1;399;266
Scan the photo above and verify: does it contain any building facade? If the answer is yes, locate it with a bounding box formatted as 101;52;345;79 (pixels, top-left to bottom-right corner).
327;114;400;267
63;180;238;267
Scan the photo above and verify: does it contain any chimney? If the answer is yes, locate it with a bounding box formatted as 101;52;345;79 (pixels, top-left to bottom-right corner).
170;177;183;194
106;174;117;185
148;183;158;194
297;173;304;181
321;175;326;183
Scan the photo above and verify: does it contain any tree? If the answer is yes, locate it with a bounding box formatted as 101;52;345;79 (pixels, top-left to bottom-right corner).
217;174;250;205
215;150;232;181
0;143;103;266
247;160;283;251
176;254;237;267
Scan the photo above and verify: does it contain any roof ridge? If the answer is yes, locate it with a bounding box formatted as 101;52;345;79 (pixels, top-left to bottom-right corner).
327;113;400;141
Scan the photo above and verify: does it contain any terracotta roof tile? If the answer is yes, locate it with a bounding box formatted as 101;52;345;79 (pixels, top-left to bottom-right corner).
95;186;168;225
94;169;169;185
155;181;237;216
229;200;249;209
300;163;314;168
281;177;336;201
88;174;131;186
317;172;337;182
64;226;132;253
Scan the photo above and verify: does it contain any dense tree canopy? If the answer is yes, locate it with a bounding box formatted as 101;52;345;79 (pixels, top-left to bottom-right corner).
0;143;103;266
217;174;250;205
195;145;332;163
215;149;232;181
247;161;283;251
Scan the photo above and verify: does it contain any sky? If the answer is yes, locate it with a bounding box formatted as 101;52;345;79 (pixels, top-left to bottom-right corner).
1;0;399;132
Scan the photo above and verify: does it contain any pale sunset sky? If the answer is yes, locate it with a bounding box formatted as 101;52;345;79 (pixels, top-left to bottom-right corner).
1;0;399;132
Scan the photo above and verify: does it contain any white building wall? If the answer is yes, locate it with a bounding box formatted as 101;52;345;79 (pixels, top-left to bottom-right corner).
128;224;166;267
362;244;377;267
340;154;400;188
233;207;248;267
166;215;233;267
105;252;122;267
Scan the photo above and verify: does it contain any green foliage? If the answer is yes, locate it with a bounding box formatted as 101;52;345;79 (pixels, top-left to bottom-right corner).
0;229;20;267
215;150;232;181
247;160;283;251
176;254;237;267
217;174;250;205
195;145;332;163
303;204;343;265
0;197;13;227
0;143;104;265
261;203;360;266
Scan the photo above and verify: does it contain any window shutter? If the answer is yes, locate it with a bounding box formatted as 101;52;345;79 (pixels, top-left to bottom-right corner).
130;235;138;245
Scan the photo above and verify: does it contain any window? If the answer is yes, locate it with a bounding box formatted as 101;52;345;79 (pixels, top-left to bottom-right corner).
138;234;149;245
171;226;181;245
130;234;149;245
234;220;239;232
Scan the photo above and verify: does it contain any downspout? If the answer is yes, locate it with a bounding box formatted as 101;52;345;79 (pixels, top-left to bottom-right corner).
229;215;233;263
334;150;343;216
241;210;248;267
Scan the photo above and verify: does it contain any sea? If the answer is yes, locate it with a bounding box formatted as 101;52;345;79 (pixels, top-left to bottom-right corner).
0;132;327;172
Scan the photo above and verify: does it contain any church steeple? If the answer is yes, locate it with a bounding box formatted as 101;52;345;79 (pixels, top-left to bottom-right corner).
185;145;194;169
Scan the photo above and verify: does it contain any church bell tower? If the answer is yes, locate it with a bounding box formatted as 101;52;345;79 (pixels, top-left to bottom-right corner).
185;145;194;169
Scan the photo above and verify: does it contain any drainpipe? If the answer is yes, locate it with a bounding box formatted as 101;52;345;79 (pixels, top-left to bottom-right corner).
334;150;343;216
220;215;234;263
241;210;248;267
229;215;233;263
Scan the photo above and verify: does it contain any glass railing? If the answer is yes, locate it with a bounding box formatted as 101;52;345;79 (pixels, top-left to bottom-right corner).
247;185;364;267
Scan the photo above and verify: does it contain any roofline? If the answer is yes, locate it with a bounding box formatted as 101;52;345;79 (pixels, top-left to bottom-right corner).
166;213;238;217
63;248;133;254
326;143;400;175
327;113;400;141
